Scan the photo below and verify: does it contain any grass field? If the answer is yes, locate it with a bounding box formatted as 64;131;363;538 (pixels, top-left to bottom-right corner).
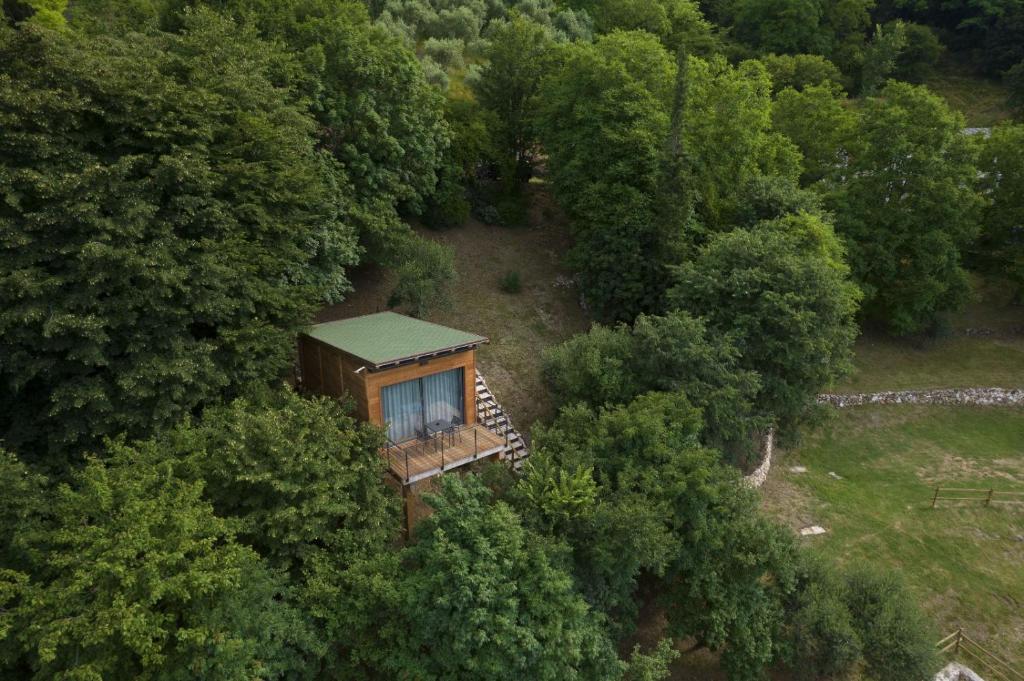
320;185;590;431
923;56;1013;128
835;276;1024;393
763;406;1024;668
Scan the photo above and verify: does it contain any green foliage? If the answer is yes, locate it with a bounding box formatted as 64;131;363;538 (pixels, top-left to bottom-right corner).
4;451;316;679
144;388;399;677
772;82;857;184
542;311;762;454
728;0;872;68
423;162;471;229
860;21;908;95
668;220;861;428
781;556;863;681
685;56;803;228
387;235;457;317
474;12;554;186
892;21;943;82
587;0;718;53
383;475;623;681
842;567;941;681
526;391;800;677
156;390;395;572
499;270;523;293
1007;61;1024;118
2;0;67;27
0;17;358;460
976;124;1024;300
536;30;676;320
827;81;983;335
760;52;843;93
622;640;679;681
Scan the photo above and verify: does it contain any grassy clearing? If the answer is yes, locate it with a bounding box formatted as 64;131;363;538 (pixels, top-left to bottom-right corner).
320;185;590;431
835;276;1024;393
923;56;1013;128
763;406;1024;667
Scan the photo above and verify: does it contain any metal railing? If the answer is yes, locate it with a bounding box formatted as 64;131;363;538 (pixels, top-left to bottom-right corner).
476;394;510;449
384;423;493;484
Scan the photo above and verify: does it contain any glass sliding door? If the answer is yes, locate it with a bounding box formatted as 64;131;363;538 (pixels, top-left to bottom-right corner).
381;367;464;443
422;368;464;426
381;377;424;443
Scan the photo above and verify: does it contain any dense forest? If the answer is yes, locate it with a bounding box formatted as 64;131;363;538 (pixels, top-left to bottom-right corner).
1;0;1022;679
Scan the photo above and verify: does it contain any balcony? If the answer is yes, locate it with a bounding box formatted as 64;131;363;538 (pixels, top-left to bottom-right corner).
383;423;508;485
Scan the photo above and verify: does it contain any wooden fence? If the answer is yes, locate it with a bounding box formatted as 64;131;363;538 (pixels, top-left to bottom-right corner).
930;486;1024;508
937;629;1024;681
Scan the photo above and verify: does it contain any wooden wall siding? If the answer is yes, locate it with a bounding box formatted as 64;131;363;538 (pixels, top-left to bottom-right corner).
363;351;476;428
297;334;476;430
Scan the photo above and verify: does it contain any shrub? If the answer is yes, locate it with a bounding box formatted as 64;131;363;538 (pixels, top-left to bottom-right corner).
423;165;470;229
422;37;465;70
498;270;522;294
843;567;941;681
496;195;529;227
388;236;456;316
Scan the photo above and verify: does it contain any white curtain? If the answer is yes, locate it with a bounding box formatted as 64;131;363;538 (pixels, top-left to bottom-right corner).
381;367;464;442
423;368;464;427
382;378;423;443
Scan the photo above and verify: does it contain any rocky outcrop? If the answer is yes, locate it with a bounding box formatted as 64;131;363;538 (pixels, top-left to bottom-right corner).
934;662;987;681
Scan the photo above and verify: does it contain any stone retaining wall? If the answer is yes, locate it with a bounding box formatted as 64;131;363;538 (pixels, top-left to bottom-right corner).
818;388;1024;408
743;428;775;489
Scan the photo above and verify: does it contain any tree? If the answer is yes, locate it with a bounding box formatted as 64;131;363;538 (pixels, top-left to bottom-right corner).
842;567;940;681
522;391;800;679
0;16;358;461
760;52;843;93
382;475;623;681
542;311;762;455
827;81;982;335
668;218;861;428
536;30;676;321
2;0;67;28
3;451;316;679
586;0;717;53
684;56;802;229
976;124;1024;300
891;21;943;82
474;12;553;187
772;81;856;184
860;21;908;95
136;387;402;678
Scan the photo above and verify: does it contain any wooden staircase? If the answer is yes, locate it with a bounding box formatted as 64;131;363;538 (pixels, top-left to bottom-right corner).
474;370;529;468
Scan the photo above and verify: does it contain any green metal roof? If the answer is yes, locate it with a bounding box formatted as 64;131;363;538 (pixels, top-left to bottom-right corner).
305;312;487;368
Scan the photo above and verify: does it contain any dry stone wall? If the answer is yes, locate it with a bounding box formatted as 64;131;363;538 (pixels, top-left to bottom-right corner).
743;428;775;488
818;388;1024;408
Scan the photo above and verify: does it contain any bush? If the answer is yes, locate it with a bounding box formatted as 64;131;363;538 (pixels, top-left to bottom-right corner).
892;22;944;82
387;236;457;316
843;568;941;681
422;37;465;70
495;195;529;227
498;270;522;294
761;53;844;93
423;165;470;229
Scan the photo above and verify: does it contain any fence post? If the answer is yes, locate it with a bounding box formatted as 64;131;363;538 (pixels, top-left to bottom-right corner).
954;628;962;656
932;487;940;508
985;489;994;507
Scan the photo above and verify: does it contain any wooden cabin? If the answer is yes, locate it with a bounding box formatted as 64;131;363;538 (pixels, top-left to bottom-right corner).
298;312;509;485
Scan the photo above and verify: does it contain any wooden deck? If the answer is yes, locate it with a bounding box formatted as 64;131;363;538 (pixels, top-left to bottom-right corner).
383;424;507;484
